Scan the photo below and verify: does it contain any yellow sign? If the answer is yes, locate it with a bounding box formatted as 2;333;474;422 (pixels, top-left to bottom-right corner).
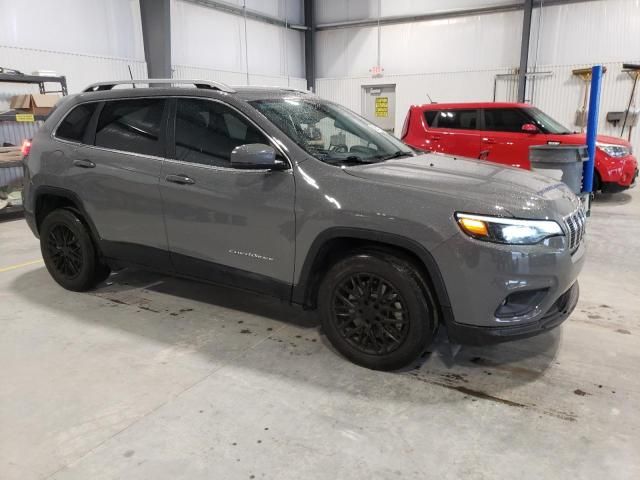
375;97;388;117
15;113;35;122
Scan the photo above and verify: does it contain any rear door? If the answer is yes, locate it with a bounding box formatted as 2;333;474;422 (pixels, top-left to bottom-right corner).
428;108;482;158
159;97;295;297
480;108;539;168
56;97;171;268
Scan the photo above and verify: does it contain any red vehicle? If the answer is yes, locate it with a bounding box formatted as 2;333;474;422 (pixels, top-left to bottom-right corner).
401;102;638;192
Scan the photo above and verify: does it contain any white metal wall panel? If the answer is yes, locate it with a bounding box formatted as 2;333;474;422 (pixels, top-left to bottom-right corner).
172;64;307;89
317;61;640;149
529;0;640;66
528;62;640;150
0;0;144;60
172;0;304;79
316;10;523;78
316;68;513;135
222;0;303;23
0;45;147;110
316;0;518;24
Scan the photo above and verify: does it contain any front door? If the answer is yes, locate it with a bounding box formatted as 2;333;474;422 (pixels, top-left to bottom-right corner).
362;85;396;134
159;97;296;298
480;108;539;168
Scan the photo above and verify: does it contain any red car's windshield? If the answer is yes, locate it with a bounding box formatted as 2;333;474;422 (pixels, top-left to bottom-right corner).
524;107;572;134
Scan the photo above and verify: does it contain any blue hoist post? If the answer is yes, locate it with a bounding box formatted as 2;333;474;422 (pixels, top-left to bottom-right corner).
582;65;603;213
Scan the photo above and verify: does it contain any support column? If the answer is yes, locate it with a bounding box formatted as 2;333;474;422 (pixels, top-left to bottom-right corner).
518;0;533;102
140;0;172;79
304;0;315;91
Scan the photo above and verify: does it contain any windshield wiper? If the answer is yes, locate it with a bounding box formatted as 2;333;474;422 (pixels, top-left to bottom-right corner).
377;150;414;161
325;156;376;165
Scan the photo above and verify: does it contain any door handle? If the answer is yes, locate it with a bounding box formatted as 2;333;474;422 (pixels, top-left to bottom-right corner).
482;138;496;144
73;159;95;168
430;136;441;141
165;174;195;185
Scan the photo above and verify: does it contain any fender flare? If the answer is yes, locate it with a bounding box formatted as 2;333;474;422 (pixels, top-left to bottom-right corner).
292;227;452;311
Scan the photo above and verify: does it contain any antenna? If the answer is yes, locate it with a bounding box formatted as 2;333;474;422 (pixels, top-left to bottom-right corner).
426;93;435;104
127;65;135;88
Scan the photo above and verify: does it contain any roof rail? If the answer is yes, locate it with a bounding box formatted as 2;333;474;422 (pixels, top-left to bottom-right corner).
82;79;236;93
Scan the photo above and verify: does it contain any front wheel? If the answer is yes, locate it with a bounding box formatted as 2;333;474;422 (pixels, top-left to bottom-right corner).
318;251;438;371
40;209;110;291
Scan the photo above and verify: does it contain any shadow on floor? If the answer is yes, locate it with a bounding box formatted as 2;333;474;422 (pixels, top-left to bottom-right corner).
10;266;561;406
592;192;632;206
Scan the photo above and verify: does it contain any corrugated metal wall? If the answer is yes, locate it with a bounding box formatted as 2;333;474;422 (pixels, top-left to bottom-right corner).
172;64;306;89
317;68;514;133
316;63;640;148
315;0;640;148
0;45;147;107
528;62;640;148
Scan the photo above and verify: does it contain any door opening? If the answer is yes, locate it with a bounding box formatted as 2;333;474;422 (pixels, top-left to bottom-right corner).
361;84;396;135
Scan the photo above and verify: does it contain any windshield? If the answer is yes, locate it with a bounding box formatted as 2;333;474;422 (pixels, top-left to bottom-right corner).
524;107;572;134
250;97;414;165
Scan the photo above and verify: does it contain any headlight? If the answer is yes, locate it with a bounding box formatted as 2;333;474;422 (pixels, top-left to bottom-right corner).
455;213;563;245
597;142;630;158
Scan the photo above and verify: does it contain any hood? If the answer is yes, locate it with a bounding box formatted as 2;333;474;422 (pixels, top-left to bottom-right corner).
344;154;581;218
545;132;631;147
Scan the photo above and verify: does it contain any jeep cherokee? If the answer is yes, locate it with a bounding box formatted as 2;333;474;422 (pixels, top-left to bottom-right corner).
23;80;585;370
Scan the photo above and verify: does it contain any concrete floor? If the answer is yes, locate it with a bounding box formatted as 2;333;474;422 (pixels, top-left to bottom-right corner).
1;190;639;480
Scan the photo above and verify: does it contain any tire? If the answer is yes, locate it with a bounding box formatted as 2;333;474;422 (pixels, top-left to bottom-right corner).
318;251;437;371
593;172;602;193
40;209;110;291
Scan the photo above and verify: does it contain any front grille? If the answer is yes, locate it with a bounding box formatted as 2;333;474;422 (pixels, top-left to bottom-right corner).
563;207;587;251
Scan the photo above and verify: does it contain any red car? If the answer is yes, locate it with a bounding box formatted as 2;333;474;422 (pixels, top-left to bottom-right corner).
401;102;638;193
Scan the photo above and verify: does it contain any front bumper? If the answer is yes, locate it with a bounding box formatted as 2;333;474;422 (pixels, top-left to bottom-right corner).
599;154;638;191
432;229;585;345
447;281;579;344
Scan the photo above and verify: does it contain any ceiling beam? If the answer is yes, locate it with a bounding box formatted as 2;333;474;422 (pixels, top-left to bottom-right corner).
315;0;600;31
182;0;307;30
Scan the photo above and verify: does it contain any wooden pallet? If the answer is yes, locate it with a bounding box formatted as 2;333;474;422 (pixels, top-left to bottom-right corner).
0;146;22;164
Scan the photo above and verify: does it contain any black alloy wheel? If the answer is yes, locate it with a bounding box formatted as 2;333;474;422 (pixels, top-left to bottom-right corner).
332;273;410;355
46;224;83;279
40;209;110;291
319;251;437;371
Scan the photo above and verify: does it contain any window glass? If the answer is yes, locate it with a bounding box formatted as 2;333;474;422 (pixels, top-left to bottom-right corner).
173;99;268;167
423;110;437;127
95;98;165;156
483;108;532;132
56;103;97;143
435;110;477;130
250;98;413;166
523;107;571;134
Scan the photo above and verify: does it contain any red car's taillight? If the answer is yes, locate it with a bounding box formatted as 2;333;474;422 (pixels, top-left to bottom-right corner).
21;139;31;157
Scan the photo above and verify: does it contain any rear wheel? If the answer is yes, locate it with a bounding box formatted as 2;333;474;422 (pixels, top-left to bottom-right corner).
40;209;110;291
318;251;437;371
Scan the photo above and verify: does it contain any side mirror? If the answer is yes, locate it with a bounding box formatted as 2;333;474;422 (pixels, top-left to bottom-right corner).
230;143;286;170
522;123;539;133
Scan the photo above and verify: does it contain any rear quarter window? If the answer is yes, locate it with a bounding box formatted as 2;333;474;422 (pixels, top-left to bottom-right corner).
423;110;437;127
55;103;98;143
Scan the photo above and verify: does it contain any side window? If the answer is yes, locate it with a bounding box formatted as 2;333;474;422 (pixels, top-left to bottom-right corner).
434;109;478;130
483;108;531;132
173;98;268;167
95;98;165;156
423;110;437;127
55;103;98;143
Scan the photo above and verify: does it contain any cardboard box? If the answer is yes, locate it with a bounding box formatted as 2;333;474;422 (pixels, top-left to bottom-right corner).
9;93;60;116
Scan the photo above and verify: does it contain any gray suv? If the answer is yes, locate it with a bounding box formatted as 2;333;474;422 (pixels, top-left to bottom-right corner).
23;79;585;370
